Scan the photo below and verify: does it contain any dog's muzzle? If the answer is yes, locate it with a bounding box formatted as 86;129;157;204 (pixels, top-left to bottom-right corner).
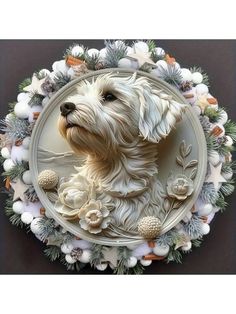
60;102;76;117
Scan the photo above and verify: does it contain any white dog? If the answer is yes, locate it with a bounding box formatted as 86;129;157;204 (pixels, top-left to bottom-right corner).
58;73;186;233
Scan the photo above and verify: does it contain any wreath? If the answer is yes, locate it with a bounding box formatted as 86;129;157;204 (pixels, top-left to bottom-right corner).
1;40;235;274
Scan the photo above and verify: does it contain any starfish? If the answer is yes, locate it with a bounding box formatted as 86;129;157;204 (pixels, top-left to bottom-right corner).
23;74;47;96
205;163;226;190
127;46;156;69
102;247;118;268
10;179;29;201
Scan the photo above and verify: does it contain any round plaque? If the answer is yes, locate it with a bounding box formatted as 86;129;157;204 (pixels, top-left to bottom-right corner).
29;68;207;246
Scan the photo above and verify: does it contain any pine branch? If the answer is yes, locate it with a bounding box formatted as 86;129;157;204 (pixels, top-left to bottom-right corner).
205;134;219;154
44;246;61;261
192;238;203;248
221;160;236;174
219;180;235;197
54;72;71;89
204;107;225;123
214;196;228;211
9;213;24;228
183;215;203;239
2;161;29;180
189;66;210;87
200;183;219;203
224;120;236;142
0;116;31;141
166;246;183;264
104;40;128;68
84;52;101;70
28;93;44;107
113;246;131;275
60;256;86;272
156;64;183;87
129;262;144;275
36;217;57;241
18;77;32;92
90;244;105;267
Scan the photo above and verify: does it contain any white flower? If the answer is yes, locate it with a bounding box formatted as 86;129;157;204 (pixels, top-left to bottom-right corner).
55;174;96;219
79;200;111;234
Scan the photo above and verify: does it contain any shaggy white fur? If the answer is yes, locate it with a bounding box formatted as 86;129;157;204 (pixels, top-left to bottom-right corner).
58;73;186;234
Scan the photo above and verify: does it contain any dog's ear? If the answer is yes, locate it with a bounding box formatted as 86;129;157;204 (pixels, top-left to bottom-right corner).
138;82;186;143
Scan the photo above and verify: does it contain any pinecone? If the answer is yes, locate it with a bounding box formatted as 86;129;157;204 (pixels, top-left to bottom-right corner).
24;186;39;202
71;248;83;260
138;216;162;239
180;81;192;92
41;77;56;94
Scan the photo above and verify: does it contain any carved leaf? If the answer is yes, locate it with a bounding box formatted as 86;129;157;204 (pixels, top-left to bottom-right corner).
176;156;184;167
179;141;187;158
173;200;182;209
189;167;197;179
163;198;171;211
185;160;198;169
185;144;192;157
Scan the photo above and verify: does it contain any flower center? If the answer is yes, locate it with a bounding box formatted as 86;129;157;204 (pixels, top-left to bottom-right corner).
173;180;188;195
85;210;103;227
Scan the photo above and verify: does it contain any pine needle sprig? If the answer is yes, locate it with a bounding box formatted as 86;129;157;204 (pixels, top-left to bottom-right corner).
36;217;57;242
54;72;71;89
18;77;32;92
104;40;128;68
205;134;219;154
84;52;101;70
113;246;131;275
200;183;219;203
156;64;183;87
221;160;236;174
90;244;105;267
9;213;24;228
44;246;61;262
219;180;235;197
129;262;144;275
204;107;225;123
0;116;31;141
189;66;210;87
183;215;203;239
214;196;228;211
224;120;236;142
60;256;86;272
2;161;29;180
28;93;44;107
191;238;203;248
166;246;183;264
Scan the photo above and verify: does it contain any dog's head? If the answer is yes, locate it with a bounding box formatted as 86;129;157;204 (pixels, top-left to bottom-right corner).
58;73;186;157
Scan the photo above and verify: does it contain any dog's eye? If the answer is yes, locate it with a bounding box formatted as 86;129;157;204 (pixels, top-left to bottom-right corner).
103;92;117;102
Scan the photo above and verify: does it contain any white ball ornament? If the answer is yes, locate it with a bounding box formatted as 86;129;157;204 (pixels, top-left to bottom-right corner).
22;137;31;149
118;58;133;68
225;135;233;147
201;223;210;235
17;92;29;102
12;201;25;214
222;169;233;180
208;150;220;166
79;250;91;264
218;110;228;125
140;259;152;266
61;243;74;254
133;41;149;53
22;149;29;162
195;83;209;96
14;101;30;119
65;254;76;264
39;69;51;77
1;147;10;159
155;47;165;56
126;46;134;55
198;203;213;216
125;256;137;268
192;72;203;84
71;45;84;56
3;158;15;171
180;68;192;82
21;212;33;224
153;244;170;256
52;60;68;75
96;263;108;271
30;217;43;234
22;170;32;185
99;48;107;59
87;48;99;57
156;59;168;69
181;241;192;252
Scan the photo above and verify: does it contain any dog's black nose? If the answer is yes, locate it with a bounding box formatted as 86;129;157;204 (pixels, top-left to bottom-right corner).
60;102;76;116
